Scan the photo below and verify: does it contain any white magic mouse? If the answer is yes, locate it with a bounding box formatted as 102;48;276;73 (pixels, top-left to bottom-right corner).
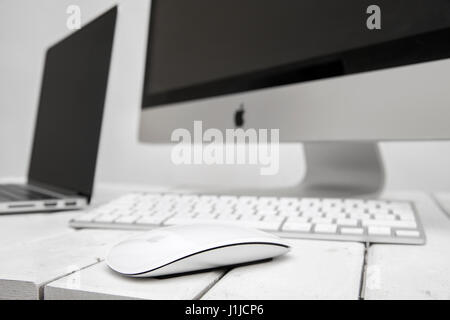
106;224;290;277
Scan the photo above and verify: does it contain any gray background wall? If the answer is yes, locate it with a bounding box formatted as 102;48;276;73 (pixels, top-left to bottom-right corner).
1;0;450;193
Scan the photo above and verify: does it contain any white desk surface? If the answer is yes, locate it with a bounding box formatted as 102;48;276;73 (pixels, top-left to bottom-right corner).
0;183;449;300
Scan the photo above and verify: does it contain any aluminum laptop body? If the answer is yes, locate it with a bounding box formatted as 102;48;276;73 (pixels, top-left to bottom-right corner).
0;7;117;214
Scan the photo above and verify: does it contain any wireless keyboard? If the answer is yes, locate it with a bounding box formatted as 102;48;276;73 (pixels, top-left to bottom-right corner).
70;193;426;245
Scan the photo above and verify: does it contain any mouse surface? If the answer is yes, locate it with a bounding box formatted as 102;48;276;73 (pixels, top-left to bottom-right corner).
106;224;290;277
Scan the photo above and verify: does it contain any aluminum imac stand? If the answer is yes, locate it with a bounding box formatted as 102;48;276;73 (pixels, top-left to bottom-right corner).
298;142;385;198
234;141;385;198
177;142;385;199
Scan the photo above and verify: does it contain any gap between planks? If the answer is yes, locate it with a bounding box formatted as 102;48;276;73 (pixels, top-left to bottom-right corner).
358;242;370;300
194;269;232;300
39;259;104;300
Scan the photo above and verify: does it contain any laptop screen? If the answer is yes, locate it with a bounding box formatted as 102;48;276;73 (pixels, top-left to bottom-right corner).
28;7;116;199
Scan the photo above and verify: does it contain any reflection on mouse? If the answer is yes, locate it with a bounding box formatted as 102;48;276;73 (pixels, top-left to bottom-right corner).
106;224;290;277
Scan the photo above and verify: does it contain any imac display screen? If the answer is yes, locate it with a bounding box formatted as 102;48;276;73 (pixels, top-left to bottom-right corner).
142;0;450;108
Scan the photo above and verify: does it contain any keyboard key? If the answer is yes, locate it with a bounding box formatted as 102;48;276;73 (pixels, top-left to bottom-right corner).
368;226;391;236
372;214;396;221
363;220;417;229
261;215;284;224
212;207;233;215
322;208;343;215
216;213;240;221
302;209;323;218
347;209;368;217
219;196;238;204
321;198;343;208
194;207;213;214
370;208;391;216
285;217;309;224
235;208;256;215
311;217;333;224
343;199;365;208
366;200;389;209
336;218;357;226
282;222;312;232
299;198;321;208
396;213;415;221
396;230;420;238
279;208;300;216
257;208;278;215
238;214;262;221
195;212;218;220
350;213;371;221
340;227;364;235
335;213;348;219
314;224;337;234
279;197;299;206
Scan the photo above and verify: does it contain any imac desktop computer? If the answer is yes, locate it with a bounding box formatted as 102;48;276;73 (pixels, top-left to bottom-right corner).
139;0;450;197
71;1;450;244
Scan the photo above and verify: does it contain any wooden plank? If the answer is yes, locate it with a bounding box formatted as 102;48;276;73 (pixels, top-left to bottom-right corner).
364;192;450;300
0;229;136;299
0;212;77;248
45;262;225;300
202;239;365;300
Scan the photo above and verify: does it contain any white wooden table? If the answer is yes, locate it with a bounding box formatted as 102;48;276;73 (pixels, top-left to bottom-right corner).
0;183;449;300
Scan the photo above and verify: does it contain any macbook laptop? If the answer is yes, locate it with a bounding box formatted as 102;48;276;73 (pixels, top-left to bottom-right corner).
0;7;117;214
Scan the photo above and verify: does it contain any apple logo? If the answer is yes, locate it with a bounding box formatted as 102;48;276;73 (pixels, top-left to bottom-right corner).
234;104;245;128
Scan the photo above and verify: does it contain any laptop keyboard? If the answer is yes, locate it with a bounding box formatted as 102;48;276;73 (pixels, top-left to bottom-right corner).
0;184;55;201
